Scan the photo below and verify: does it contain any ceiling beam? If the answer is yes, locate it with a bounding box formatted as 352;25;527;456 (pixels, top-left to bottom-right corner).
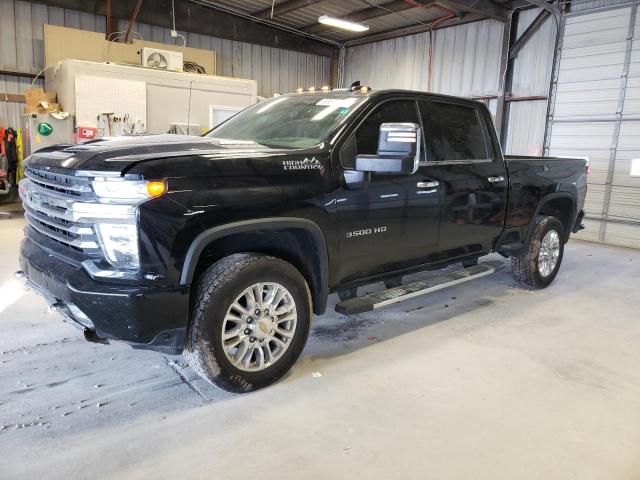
29;0;338;57
300;0;414;34
344;12;487;46
254;0;325;20
434;0;508;20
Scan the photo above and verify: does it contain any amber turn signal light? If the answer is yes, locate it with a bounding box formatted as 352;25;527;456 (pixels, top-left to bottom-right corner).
146;180;168;198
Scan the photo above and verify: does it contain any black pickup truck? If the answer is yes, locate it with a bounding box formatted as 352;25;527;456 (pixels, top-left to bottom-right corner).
18;86;587;392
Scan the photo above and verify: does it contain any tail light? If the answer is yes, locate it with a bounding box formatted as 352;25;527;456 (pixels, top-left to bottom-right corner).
585;160;591;175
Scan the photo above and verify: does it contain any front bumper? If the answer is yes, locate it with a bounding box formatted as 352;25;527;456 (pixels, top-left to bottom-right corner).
19;236;189;354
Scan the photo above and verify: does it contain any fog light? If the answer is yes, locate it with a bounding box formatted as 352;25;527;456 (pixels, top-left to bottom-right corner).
95;223;139;269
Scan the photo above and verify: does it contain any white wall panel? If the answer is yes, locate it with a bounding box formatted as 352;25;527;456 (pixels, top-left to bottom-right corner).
432;20;504;97
343;33;432;91
343;19;504;97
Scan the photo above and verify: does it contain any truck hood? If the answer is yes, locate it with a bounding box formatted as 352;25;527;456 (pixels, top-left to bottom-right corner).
25;134;292;174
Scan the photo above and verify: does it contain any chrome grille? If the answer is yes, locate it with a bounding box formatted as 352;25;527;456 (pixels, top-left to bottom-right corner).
20;167;102;256
24;166;94;197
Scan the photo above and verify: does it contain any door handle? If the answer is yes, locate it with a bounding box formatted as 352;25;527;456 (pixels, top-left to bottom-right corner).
417;181;439;188
487;176;505;183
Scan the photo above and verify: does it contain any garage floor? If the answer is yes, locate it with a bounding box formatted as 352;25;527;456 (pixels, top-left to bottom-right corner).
1;213;639;480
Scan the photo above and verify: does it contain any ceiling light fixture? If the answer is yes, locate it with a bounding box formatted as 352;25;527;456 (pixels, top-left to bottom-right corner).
318;15;369;32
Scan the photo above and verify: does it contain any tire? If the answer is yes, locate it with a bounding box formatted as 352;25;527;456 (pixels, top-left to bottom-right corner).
337;287;357;301
511;215;565;289
184;253;311;393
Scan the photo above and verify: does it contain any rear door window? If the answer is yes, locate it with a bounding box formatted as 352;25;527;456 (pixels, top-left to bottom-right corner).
419;101;488;162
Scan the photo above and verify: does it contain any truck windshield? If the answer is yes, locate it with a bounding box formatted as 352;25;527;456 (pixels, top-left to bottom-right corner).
206;94;367;149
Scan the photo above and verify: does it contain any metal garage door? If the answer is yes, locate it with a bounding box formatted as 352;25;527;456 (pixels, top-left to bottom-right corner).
545;2;640;248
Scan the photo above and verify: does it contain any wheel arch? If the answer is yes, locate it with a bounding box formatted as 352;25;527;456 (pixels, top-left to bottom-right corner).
180;218;329;315
526;193;576;244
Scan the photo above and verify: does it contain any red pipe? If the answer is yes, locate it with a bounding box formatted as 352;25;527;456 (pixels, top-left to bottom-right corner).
124;0;144;43
106;0;112;39
429;10;456;28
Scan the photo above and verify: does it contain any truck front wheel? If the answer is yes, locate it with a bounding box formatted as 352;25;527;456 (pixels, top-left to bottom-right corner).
511;215;565;289
184;253;311;393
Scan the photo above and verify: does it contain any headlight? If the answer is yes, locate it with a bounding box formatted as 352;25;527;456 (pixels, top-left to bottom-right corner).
92;178;167;201
84;178;167;271
95;223;140;270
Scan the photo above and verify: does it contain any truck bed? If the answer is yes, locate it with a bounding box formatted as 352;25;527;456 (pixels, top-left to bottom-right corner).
503;155;588;240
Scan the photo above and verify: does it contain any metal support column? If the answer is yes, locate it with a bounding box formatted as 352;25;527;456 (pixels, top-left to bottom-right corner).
599;4;637;241
542;10;566;156
498;9;521;147
495;15;515;142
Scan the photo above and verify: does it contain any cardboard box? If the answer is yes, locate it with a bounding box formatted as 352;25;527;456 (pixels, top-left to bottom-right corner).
23;87;59;114
23;87;57;112
38;102;60;113
24;87;46;107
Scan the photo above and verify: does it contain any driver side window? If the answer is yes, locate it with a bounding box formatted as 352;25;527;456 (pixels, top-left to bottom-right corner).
341;99;420;169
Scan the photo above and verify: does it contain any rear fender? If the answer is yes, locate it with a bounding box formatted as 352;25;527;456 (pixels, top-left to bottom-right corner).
525;193;576;244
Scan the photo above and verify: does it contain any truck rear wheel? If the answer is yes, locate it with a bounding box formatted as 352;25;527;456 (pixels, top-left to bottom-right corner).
511;215;564;289
184;253;311;393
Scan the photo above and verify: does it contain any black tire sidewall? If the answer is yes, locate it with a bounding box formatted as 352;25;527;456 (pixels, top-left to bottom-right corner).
530;217;565;288
197;258;311;392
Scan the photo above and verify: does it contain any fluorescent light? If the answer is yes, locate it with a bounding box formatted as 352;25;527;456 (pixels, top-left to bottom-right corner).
318;15;369;32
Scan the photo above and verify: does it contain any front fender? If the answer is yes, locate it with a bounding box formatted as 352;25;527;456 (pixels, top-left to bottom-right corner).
180;217;330;315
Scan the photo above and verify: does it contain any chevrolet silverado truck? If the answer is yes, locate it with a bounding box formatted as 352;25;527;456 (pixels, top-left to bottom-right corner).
17;86;587;392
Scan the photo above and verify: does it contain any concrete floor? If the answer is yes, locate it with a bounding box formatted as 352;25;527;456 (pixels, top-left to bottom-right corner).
1;213;639;480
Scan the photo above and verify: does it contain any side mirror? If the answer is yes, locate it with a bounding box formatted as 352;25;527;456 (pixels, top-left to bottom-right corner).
355;122;421;175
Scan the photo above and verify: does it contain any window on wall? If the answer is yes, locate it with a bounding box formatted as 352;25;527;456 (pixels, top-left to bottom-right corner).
420;101;488;162
341;99;420;169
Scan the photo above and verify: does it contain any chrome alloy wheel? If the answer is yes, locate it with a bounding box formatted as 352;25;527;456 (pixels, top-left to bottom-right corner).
538;229;560;277
221;282;297;372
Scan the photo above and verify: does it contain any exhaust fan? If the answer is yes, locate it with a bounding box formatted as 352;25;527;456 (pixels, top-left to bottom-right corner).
141;48;183;71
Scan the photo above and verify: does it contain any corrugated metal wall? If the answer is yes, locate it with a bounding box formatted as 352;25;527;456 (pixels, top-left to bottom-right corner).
505;8;556;155
430;20;504;99
0;0;331;128
546;2;640;248
343;20;504;113
343;33;432;92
